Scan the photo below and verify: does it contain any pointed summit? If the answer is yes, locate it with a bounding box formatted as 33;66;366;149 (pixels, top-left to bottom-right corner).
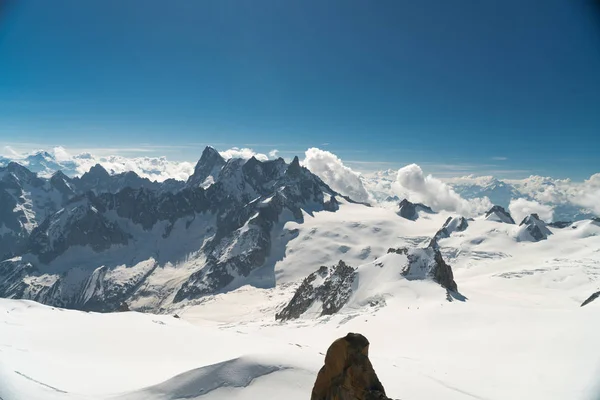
397;199;434;220
286;156;302;176
187;146;226;188
87;164;110;178
485;205;515;224
516;213;552;242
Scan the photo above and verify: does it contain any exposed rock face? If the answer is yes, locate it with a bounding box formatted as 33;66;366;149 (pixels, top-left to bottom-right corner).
430;216;469;248
516;214;552;242
484;205;516;224
398;246;458;292
311;333;391;400
279;247;459;320
28;193;131;263
548;221;572;229
581;290;600;307
397;199;434;221
276;261;356;321
186;146;226;188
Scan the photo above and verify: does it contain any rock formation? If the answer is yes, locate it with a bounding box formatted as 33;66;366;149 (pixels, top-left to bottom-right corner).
516;213;552;242
397;199;434;221
581;290;600;307
311;333;392;400
484;205;516;224
276;261;356;321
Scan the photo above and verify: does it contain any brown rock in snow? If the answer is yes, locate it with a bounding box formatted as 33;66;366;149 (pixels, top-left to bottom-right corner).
311;333;392;400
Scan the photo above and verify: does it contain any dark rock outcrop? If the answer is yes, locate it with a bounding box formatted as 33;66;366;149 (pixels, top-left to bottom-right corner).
397;199;434;221
484;205;516;224
186;146;226;188
276;261;356;321
581;290;600;307
311;333;391;400
430;216;469;248
548;221;572;229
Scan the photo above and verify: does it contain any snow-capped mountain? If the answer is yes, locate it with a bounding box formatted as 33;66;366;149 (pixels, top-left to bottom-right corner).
516;213;553;242
0;148;349;311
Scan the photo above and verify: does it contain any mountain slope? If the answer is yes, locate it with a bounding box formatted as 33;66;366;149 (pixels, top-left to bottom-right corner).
0;150;348;312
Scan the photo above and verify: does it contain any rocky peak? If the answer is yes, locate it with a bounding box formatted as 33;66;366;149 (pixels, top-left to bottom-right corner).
50;170;76;198
286;156;303;176
276;260;356;321
81;164;110;184
187;146;226;188
485;205;516;224
397;198;434;220
430;216;469;248
3;161;41;185
516;213;552;242
311;333;391;400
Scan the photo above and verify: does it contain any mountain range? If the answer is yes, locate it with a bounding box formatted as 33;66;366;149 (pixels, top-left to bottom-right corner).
2;146;600;400
2;145;599;315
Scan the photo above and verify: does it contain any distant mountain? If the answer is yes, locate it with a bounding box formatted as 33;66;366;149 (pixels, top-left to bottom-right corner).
485;206;516;224
516;214;552;242
0;150;80;177
397;199;435;220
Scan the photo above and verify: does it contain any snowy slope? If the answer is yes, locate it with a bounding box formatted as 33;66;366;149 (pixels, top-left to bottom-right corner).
2;196;600;399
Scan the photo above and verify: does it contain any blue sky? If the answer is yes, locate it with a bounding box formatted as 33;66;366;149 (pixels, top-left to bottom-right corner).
1;0;599;178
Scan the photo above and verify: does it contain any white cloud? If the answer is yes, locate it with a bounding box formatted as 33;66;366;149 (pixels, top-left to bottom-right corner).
302;147;371;203
492;156;508;161
52;146;73;163
2;146;22;158
268;149;279;158
73;154;195;182
505;174;600;217
568;173;600;216
392;164;492;217
219;147;268;161
508;198;554;223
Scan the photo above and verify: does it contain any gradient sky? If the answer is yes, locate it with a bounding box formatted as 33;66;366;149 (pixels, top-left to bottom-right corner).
1;0;599;178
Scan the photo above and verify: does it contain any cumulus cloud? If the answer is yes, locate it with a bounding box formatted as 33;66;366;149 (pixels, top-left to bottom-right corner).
219;147;269;161
302;147;371;203
508;198;554;223
568;173;600;216
268;149;279;158
393;164;492;217
52;146;73;163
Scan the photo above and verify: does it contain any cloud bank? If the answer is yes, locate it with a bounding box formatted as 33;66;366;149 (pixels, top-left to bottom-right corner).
393;164;492;217
508;198;554;223
302;147;371;203
219;147;269;162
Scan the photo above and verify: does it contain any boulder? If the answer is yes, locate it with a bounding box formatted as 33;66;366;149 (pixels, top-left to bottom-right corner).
311;333;392;400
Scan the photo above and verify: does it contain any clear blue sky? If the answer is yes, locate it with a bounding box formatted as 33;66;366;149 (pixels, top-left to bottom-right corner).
1;0;599;178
